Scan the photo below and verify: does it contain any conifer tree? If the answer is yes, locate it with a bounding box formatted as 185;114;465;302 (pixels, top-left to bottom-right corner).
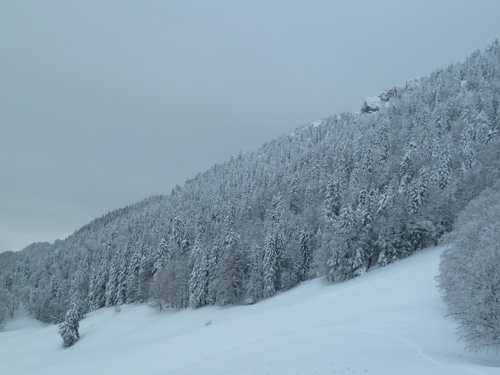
323;179;341;225
88;246;110;310
58;301;82;347
436;145;452;190
0;284;10;330
214;226;247;305
298;227;312;282
126;250;143;303
152;238;171;277
244;251;263;304
262;229;280;298
188;236;210;308
327;205;367;281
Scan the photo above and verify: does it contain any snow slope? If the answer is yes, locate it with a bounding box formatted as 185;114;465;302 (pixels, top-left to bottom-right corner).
1;246;499;375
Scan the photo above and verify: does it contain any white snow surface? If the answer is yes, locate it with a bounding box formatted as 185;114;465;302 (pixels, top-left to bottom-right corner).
1;246;499;375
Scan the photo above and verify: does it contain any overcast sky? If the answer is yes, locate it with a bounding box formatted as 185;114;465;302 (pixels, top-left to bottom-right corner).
1;1;500;253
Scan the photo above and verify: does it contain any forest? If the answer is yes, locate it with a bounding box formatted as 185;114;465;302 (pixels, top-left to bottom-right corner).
1;41;500;334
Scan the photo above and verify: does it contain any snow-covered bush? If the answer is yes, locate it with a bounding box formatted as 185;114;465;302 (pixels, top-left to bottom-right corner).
437;188;500;352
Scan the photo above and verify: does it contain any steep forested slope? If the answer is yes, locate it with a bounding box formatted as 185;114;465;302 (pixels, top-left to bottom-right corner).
1;41;500;325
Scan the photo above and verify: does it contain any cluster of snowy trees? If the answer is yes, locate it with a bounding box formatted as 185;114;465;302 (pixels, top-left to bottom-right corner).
0;252;19;330
438;187;500;352
0;42;499;347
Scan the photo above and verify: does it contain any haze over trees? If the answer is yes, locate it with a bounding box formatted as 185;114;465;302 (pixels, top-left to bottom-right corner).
1;41;499;350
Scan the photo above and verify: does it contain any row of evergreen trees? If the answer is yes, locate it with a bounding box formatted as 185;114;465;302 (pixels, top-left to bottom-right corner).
1;41;499;329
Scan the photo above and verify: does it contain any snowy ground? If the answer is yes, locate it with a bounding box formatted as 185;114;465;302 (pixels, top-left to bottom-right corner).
1;246;499;375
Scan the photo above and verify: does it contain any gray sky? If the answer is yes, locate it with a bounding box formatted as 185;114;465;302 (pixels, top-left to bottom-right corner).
1;0;500;253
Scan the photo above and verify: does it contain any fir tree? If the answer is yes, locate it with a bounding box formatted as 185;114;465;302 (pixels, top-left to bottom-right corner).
58;302;82;347
327;205;367;281
152;238;171;277
188;236;210;308
323;179;341;225
298;227;312;282
262;229;281;298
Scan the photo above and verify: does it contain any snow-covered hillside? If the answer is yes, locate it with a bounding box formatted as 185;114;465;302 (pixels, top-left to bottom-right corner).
1;246;498;375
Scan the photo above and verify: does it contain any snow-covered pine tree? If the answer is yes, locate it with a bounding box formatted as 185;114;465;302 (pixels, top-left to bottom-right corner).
66;255;90;323
152;238;171;277
115;247;130;305
323;179;341;225
58;301;82;347
327;205;367;281
298;226;312;282
436;145;452;190
215;225;247;305
126;250;143;303
244;250;263;304
88;246;110;310
105;249;121;307
399;138;416;190
377;117;391;165
288;175;303;215
188;236;210;308
137;251;154;302
262;228;281;298
0;283;10;330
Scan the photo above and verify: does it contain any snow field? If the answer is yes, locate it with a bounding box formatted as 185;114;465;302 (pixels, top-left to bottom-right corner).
1;246;499;375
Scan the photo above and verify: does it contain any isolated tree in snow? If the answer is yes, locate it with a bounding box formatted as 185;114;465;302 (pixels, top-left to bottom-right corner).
58;302;82;347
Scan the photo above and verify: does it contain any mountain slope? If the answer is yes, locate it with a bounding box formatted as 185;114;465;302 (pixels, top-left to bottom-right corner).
1;246;499;375
1;41;500;326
